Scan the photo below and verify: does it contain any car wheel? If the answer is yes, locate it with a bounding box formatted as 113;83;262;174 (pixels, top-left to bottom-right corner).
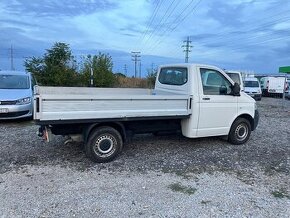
228;118;251;145
85;126;123;163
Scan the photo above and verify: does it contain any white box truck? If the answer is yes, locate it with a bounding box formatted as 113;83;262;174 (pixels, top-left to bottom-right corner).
260;76;287;97
34;64;259;162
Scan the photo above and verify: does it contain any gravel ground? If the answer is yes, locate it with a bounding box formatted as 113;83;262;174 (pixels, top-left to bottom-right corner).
0;97;289;217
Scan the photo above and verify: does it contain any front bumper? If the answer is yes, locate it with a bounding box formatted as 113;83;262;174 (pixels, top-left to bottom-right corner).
0;103;33;120
246;93;262;100
252;109;259;131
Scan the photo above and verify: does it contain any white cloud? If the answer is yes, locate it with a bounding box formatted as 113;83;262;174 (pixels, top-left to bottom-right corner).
273;21;290;31
72;0;150;51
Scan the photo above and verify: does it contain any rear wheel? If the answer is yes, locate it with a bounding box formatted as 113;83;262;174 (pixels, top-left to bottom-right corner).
85;126;123;163
228;118;251;145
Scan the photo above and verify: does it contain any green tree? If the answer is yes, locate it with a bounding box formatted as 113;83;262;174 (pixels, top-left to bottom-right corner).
80;53;115;87
24;42;79;86
114;72;126;78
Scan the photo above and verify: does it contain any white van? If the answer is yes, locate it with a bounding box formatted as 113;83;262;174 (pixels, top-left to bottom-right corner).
243;77;262;101
225;71;244;91
0;71;36;119
260;76;286;97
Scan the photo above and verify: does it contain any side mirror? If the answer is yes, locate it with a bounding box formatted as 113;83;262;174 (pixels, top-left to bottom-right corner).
232;82;240;96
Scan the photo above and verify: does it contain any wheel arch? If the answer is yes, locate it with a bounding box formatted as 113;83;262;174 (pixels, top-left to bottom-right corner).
84;122;126;143
232;114;255;131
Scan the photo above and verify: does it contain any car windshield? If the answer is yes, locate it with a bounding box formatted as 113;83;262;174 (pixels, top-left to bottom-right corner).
0;75;29;89
244;81;259;87
226;73;241;85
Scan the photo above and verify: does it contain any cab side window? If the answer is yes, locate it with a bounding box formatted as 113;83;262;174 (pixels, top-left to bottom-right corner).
158;67;188;86
200;68;232;95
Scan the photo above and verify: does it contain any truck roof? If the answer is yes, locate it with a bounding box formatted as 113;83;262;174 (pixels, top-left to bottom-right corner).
225;70;242;74
244;77;258;81
159;63;224;71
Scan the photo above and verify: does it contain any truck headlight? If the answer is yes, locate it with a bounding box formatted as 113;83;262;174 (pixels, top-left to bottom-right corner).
16;97;31;105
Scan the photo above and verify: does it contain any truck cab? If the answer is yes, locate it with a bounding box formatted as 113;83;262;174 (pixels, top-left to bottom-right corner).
154;64;258;139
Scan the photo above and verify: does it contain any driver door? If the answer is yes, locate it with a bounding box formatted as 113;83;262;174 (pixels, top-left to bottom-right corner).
197;68;238;137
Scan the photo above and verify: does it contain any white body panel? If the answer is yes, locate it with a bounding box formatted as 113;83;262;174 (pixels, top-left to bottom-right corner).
34;86;191;121
260;77;285;94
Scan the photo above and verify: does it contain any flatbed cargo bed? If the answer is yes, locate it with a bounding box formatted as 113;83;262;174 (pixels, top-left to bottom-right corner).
34;86;192;124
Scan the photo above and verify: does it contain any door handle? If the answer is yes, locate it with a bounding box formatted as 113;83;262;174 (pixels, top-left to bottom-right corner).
202;97;210;100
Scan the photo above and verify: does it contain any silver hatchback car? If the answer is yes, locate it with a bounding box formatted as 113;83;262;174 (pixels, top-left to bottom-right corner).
0;71;36;120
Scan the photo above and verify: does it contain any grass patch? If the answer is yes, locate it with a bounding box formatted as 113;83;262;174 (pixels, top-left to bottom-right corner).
271;189;290;199
168;183;196;195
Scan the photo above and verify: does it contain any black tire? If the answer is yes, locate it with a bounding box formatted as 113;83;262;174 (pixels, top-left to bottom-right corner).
85;126;123;163
228;118;251;145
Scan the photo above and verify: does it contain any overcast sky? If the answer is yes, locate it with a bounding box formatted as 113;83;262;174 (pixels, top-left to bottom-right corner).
0;0;289;76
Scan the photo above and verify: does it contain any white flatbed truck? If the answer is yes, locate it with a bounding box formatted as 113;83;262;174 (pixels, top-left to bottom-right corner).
34;64;259;162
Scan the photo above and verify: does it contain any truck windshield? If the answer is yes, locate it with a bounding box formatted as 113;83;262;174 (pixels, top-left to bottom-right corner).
226;73;241;85
0;75;30;89
158;67;188;85
244;81;259;87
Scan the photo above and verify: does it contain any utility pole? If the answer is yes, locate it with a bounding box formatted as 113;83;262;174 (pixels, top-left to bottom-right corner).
139;61;142;78
123;64;127;76
10;44;14;70
131;51;141;78
90;67;94;87
182;37;192;63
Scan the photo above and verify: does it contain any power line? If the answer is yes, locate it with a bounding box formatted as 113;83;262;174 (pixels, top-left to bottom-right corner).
170;0;203;32
193;15;290;58
196;35;290;59
143;0;192;50
141;0;163;41
143;0;177;44
146;0;202;53
197;15;290;48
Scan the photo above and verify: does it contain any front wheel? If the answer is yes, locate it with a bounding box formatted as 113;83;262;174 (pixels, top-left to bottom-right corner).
85;126;123;163
228;118;251;145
